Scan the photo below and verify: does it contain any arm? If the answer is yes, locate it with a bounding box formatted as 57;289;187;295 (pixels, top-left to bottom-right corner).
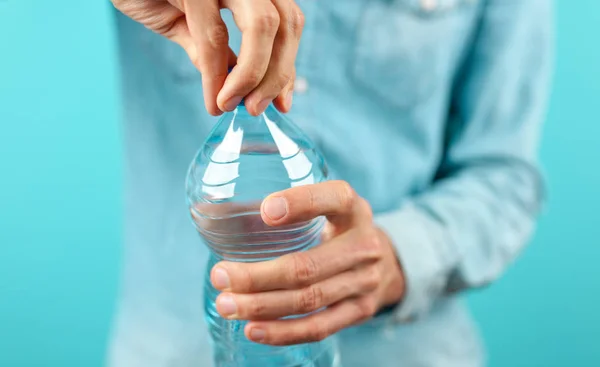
376;0;554;321
199;0;553;346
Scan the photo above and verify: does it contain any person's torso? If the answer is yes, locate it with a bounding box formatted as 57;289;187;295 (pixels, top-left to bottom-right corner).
108;1;486;366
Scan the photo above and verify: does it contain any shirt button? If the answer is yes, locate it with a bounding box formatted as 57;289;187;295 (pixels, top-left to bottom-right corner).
294;77;309;94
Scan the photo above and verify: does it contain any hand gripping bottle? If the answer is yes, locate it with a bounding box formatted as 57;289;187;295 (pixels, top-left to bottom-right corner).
185;101;340;367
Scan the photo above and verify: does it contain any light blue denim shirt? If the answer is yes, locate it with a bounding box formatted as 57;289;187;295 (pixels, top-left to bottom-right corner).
107;0;553;366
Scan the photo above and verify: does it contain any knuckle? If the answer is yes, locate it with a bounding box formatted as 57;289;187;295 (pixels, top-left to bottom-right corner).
260;69;294;97
288;7;305;35
277;70;294;89
305;185;317;214
360;226;383;254
357;297;378;319
337;181;357;213
296;285;324;313
310;321;329;342
238;266;255;292
206;23;229;48
248;298;267;318
338;281;353;297
252;11;280;34
290;252;319;286
363;266;381;291
242;70;263;89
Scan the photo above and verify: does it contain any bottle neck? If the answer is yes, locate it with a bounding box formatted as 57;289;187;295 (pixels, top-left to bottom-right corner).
233;101;273;115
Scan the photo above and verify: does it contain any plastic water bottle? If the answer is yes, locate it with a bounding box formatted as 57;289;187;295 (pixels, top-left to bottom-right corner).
185;102;340;367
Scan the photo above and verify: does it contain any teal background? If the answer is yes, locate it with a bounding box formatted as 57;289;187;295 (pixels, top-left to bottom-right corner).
0;1;598;366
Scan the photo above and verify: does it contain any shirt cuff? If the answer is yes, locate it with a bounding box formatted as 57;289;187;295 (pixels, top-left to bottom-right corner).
374;202;451;322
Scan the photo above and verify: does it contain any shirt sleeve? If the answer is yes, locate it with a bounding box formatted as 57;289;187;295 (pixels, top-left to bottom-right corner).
374;0;554;322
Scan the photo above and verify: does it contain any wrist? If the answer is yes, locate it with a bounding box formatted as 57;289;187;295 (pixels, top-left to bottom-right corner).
377;227;406;308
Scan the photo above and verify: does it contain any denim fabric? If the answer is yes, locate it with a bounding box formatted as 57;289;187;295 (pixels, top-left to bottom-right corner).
107;0;553;366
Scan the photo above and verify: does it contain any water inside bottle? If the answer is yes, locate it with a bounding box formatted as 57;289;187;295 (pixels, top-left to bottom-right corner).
186;104;340;367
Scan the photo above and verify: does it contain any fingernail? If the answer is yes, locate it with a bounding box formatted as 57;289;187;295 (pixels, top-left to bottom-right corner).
256;98;271;115
263;197;287;220
285;91;293;110
217;294;237;317
249;327;266;342
213;267;231;289
223;96;243;111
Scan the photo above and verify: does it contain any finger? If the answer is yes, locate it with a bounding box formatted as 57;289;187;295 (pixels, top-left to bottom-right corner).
210;226;383;292
215;265;379;320
244;0;304;115
273;68;295;113
320;221;335;243
184;0;231;116
169;22;237;75
160;17;237;117
260;181;372;228
164;0;234;62
245;296;378;346
227;47;238;68
168;24;237;73
217;0;280;112
113;1;185;38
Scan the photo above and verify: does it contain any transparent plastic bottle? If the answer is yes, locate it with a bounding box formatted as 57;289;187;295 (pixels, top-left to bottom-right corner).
185;102;340;367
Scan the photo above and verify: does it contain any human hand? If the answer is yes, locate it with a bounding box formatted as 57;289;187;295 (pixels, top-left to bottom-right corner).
209;181;406;346
111;0;303;116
